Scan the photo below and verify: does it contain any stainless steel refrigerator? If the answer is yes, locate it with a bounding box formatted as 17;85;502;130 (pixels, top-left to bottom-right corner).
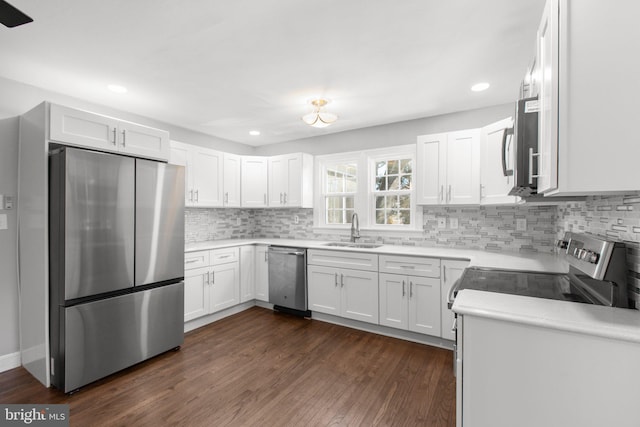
49;147;185;393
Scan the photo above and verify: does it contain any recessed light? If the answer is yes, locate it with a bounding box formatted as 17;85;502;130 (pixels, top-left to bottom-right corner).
471;82;490;92
249;130;260;136
107;84;128;94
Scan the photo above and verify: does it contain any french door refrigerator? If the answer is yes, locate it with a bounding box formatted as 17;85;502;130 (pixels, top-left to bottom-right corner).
49;147;185;392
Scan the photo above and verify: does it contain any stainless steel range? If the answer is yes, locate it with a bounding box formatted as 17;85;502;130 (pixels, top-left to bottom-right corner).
449;232;630;308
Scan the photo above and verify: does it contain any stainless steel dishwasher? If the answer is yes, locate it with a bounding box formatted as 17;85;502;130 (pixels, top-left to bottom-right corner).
268;246;310;316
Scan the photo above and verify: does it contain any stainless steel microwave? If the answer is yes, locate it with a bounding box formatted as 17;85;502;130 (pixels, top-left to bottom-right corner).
505;96;539;197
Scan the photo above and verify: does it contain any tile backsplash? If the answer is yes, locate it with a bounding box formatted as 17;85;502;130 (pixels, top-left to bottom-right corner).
188;205;558;253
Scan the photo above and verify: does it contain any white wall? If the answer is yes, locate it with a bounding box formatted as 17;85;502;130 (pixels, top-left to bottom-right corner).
254;103;514;156
0;117;19;357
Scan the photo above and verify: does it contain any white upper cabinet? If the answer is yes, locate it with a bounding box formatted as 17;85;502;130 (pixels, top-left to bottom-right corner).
480;118;519;205
536;0;640;195
49;103;169;161
417;129;480;205
223;153;241;207
170;141;223;208
268;153;313;208
242;156;268;207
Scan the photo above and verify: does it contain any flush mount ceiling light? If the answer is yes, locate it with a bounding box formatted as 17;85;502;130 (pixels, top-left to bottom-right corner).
471;82;490;92
249;130;260;136
107;84;128;94
302;98;338;128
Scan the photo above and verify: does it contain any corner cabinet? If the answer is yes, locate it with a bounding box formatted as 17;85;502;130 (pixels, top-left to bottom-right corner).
268;153;314;208
241;156;269;207
535;0;640;195
49;103;170;161
307;250;379;324
417;129;480;205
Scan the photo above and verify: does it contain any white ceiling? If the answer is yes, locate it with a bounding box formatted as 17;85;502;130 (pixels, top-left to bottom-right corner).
0;0;544;146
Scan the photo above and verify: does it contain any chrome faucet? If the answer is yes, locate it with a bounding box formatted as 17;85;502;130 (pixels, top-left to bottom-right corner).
350;213;360;243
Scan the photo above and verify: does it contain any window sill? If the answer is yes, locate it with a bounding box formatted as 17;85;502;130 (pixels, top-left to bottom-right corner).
312;225;423;236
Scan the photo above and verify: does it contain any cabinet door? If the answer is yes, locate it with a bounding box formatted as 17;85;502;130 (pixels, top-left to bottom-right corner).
536;0;559;194
241;156;268;207
191;147;223;207
240;246;255;303
50;104;118;151
119;121;170;161
254;246;269;302
441;260;469;340
283;154;302;207
341;269;379;324
379;273;408;329
169;141;192;205
446;129;480;205
480;118;519;205
416;133;446;205
223;153;241;207
184;267;210;322
210;262;240;312
408;275;441;336
307;265;341;316
268;155;286;206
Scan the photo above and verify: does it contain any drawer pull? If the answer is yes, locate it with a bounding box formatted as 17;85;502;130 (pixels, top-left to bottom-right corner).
399;265;416;269
402;280;406;297
218;255;231;259
185;259;199;264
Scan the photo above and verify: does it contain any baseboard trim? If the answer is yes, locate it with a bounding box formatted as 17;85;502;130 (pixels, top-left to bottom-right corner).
311;312;454;351
0;351;21;373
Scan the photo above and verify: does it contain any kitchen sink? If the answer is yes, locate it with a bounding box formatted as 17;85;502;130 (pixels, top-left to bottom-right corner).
323;242;383;249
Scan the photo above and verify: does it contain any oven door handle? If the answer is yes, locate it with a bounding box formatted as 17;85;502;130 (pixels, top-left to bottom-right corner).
447;278;464;310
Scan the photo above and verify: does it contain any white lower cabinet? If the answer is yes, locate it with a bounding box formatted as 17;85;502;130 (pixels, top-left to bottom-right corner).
254;245;269;302
379;273;441;336
308;264;379;324
183;248;240;322
240;246;255;302
440;260;469;340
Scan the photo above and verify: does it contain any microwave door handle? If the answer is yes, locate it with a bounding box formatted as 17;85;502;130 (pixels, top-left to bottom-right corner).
502;127;514;177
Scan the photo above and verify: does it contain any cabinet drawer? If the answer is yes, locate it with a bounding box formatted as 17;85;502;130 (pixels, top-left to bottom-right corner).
307;249;378;272
185;251;209;270
379;255;441;278
212;247;240;265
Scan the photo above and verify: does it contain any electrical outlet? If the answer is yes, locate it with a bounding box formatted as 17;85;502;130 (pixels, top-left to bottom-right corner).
516;218;527;231
236;218;242;226
294;215;299;224
437;218;446;229
4;196;13;210
450;217;459;230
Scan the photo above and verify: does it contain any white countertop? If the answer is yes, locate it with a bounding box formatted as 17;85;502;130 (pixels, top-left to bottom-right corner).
185;238;568;273
453;289;640;344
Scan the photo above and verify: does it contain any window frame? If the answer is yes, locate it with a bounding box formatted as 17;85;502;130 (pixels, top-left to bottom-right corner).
315;152;362;229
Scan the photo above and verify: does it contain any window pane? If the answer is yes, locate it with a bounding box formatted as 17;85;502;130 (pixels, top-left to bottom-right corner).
399;194;411;209
376;209;386;224
376;161;387;177
345;197;354;209
375;176;387;191
327;210;341;224
401;159;412;174
388;175;400;190
376;196;386;209
346;210;354;223
400;175;411;190
345;175;357;192
388;160;399;174
327;196;344;209
399;210;411;224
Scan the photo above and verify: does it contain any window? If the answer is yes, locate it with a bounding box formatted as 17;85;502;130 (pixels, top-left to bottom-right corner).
324;162;357;225
314;145;420;231
373;158;413;225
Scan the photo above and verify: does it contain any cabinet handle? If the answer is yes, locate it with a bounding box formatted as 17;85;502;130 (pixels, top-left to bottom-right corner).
480;184;484;199
410;281;413;298
211;271;215;285
189;189;194;202
452;317;457;333
280;193;283;204
186;259;199;264
447;185;452;203
402;280;406;297
334;272;338;287
443;265;447;283
284;192;287;204
264;251;268;262
399;265;415;269
225;192;229;203
206;271;210;285
218;254;231;259
264;193;267;205
195;189;199;202
112;128;117;145
528;147;541;184
121;130;126;147
439;185;443;203
340;274;344;288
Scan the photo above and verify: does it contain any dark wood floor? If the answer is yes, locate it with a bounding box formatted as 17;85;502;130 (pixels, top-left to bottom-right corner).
0;307;456;426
